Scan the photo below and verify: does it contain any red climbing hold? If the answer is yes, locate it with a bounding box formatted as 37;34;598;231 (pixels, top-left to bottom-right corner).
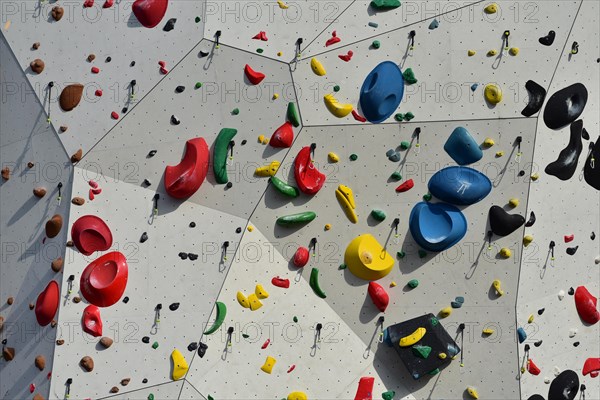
293;246;310;268
29;384;35;393
35;280;59;327
95;89;103;97
269;121;294;148
252;31;268;41
132;0;168;28
91;66;100;74
83;0;94;7
244;64;265;85
164;137;209;199
396;179;414;193
91;187;102;195
294;146;326;195
367;282;389;312
261;339;270;349
71;215;113;256
287;365;296;373
582;357;600;377
352;109;366;122
81;251;128;307
103;0;114;8
160;66;169;74
339;50;354;62
158;60;166;67
271;276;290;288
354;377;375;400
326;31;341;47
82;305;103;337
527;359;541;375
111;111;119;119
575;286;600;325
89;189;95;201
564;234;574;243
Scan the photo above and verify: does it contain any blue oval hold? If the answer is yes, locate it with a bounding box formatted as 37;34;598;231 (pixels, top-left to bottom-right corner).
444;127;483;165
359;61;404;123
409;202;467;252
428;166;492;205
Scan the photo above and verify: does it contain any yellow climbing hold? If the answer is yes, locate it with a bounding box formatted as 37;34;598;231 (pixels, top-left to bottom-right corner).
528;314;534;323
344;234;394;280
495;151;504;157
171;349;189;381
237;291;250;308
531;173;539;181
247;293;263;311
482;328;494;335
487;49;498;56
287;392;308;400
493;279;504;296
438;352;447;360
390;281;397;287
509;198;519;208
262;137;269;145
509;47;520;56
277;0;288;9
255;160;280;177
277;52;283;57
484;3;498;13
439;307;452;318
399;327;426;347
310;58;326;76
324;94;353;118
247;225;254;232
255;284;269;299
500;247;512;258
483;138;495;147
273;93;279;100
336;184;358;223
484;84;502;104
467;386;480;399
328;152;340;163
261;356;276;373
258;134;265;143
324;223;332;230
523;235;533;246
468;50;476;56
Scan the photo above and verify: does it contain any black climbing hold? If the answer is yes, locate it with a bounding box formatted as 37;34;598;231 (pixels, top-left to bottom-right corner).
241;140;247;145
148;150;157;158
226;182;233;189
528;395;545;400
156;304;162;310
568;287;575;295
538;308;545;315
171;115;180;125
199;51;209;57
521;80;547;117
169;302;180;311
68;274;75;281
570;41;578;54
545;120;583;180
175;85;185;93
123;296;129;303
525;211;536;227
1;339;7;345
236;227;242;233
66;378;73;385
188;253;198;261
105;56;112;62
591;232;596;240
131;79;137;87
518;170;525;177
543;84;588;130
163;18;176;32
548;370;579;400
227;326;234;334
458;323;465;330
198;342;208;358
187;342;198;352
189;222;196;228
316;323;323;331
223;241;230;248
573;341;580;347
179;252;188;260
122;107;128;113
534;340;543;347
130;61;136;67
140;232;148;243
488;205;525;237
524;344;530;351
584;136;600;190
142;336;150;344
48;81;54;87
582;128;589;140
566;246;578;255
143;179;151;187
580;384;586;391
142;378;148;384
539;30;555;46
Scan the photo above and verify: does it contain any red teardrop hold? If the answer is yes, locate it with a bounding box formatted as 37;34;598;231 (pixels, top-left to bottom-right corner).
164;138;209;198
244;64;265;85
582;358;599;377
294;146;326;195
293;246;309;268
103;0;114;8
575;286;600;325
527;359;541;375
35;280;59;326
71;215;113;256
396;179;414;193
80;251;128;307
132;0;168;28
82;305;103;337
368;282;389;312
269;121;294;148
83;0;94;7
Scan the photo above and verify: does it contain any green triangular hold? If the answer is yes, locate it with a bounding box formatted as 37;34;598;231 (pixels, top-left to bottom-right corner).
397;251;406;259
412;345;432;359
390;171;402;180
370;0;401;9
148;395;154;400
287;102;301;127
382;390;396;400
423;193;432;201
402;68;418;84
428;368;440;375
430;317;439;326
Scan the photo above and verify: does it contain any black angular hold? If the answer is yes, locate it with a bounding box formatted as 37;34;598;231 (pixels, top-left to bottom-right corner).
534;340;543;347
525;211;536;227
521;80;547;117
189;222;196;228
171;115;180;125
175;85;185;93
140;232;148;243
163;18;177;32
566;246;578;255
545;120;583;181
143;179;151;187
584;136;600;190
169;302;180;311
179;252;188;260
548;370;579;400
199;51;209;57
142;336;150;344
241;139;247;145
123;296;129;303
537;308;545;315
539;30;555;46
543;84;588;130
226;182;233;188
582;128;589;140
187;342;198;352
236;227;242;233
130;61;136;67
573;341;579;347
148;150;157;158
105;56;112;62
122;107;128;114
188;253;198;261
488;205;525;237
142;378;148;384
568;287;575;295
198;342;208;358
591;232;596;240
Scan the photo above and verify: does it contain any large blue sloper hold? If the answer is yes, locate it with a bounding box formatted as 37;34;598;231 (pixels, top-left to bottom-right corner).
443;127;483;165
409;202;467;252
428;166;492;205
359;61;405;123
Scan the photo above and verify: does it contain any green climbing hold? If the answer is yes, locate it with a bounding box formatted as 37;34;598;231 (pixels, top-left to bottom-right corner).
423;193;432;201
195;16;201;23
402;68;418;84
391;171;402;180
213;128;238;184
152;341;159;349
400;141;410;150
270;176;300;198
242;333;250;338
350;154;358;161
407;279;419;288
370;0;401;9
368;22;379;28
195;82;202;89
339;263;347;270
382;391;396;400
287;102;300;127
148;394;154;400
455;296;465;303
372;40;381;49
371;209;386;222
418;250;427;258
208;396;214;400
428;368;440;375
257;48;264;53
412;345;432;359
333;85;340;92
276;211;317;226
232;108;239;115
293;316;298;323
404;112;415;121
430;316;439;326
394;113;404;122
397;251;406;259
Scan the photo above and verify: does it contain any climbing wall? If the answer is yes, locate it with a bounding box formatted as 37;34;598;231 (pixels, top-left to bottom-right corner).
1;0;599;399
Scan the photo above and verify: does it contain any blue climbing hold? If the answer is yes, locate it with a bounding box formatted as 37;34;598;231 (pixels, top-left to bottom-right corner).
428;166;492;205
443;127;483;165
471;83;479;92
517;327;527;343
359;61;405;124
429;19;439;29
409;202;467;252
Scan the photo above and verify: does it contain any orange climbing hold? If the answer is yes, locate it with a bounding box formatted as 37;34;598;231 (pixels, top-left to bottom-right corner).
244;64;266;85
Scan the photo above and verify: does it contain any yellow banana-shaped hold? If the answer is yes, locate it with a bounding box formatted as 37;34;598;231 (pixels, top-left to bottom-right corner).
255;160;281;177
493;279;504;296
237;291;250;308
528;314;534;323
399;327;426;347
255;284;269;299
277;0;288;9
482;328;494;335
324;94;353;118
467;387;479;399
311;58;326;76
335;184;358;223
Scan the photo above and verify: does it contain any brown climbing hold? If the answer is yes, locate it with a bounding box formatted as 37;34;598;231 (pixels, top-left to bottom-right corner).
35;355;46;370
72;197;85;206
50;320;57;328
0;315;4;331
1;167;10;180
7;297;14;305
121;378;130;386
33;394;44;400
29;303;35;310
56;339;64;345
51;257;63;273
60;126;68;132
45;214;63;238
66;240;74;247
99;337;113;348
73;296;81;303
3;347;15;361
71;148;83;163
30;59;45;74
51;6;64;21
87;54;96;62
27;162;34;168
59;84;84;111
33;187;47;198
110;386;119;393
32;42;40;50
80;356;94;372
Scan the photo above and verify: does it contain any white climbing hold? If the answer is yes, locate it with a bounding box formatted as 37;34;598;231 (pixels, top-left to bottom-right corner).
568;328;577;338
544;377;551;384
558;290;565;300
595;255;600;264
553;366;561;376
